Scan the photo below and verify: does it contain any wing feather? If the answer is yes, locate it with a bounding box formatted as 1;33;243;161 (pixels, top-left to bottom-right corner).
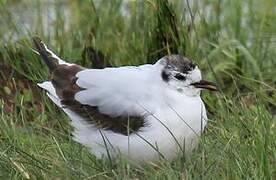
75;64;161;117
34;37;166;135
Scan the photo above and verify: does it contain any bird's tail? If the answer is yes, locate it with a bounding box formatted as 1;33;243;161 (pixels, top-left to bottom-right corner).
33;36;64;71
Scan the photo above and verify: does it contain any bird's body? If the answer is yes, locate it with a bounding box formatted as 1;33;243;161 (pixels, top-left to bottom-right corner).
33;37;216;163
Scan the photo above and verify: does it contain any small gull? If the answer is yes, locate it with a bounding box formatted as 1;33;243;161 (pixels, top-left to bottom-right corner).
33;37;217;163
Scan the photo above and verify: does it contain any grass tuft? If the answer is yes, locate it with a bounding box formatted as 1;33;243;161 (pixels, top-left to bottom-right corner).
0;0;275;179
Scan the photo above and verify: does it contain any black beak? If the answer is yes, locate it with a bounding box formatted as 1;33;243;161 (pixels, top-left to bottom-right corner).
191;80;218;91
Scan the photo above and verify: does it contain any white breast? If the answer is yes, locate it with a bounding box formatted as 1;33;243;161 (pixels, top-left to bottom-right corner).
70;88;207;163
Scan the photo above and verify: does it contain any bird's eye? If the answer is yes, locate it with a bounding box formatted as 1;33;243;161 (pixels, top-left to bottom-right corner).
174;74;186;80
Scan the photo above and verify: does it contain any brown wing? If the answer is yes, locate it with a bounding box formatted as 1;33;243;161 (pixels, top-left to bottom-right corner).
33;37;146;135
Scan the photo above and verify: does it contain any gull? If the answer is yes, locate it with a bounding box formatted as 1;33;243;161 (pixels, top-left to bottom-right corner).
33;37;217;163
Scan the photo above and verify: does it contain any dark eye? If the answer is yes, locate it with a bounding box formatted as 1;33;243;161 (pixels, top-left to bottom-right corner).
174;74;186;80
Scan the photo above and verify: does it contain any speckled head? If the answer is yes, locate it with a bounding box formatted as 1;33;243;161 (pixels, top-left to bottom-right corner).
159;54;217;96
164;55;196;74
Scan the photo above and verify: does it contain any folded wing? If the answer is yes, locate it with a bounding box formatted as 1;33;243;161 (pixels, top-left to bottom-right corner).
33;37;158;135
75;65;154;117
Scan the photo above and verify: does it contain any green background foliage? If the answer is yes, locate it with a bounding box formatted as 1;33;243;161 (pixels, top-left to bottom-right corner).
0;0;275;179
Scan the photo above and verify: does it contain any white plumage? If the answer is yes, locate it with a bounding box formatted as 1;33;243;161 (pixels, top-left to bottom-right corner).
34;37;216;163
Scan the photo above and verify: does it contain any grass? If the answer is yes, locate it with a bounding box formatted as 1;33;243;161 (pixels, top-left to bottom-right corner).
0;0;275;179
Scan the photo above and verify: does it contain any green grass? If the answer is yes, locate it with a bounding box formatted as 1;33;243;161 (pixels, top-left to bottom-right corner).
0;0;275;179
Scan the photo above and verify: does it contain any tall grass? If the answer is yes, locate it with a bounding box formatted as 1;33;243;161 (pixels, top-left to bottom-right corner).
0;0;275;179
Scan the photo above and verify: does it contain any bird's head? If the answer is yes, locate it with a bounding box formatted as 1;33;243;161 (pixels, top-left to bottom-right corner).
159;55;217;96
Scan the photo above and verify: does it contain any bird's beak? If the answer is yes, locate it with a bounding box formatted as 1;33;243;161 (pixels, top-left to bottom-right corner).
191;80;218;91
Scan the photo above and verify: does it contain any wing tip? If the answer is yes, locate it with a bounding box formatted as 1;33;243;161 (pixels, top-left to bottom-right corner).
32;36;42;45
32;36;59;71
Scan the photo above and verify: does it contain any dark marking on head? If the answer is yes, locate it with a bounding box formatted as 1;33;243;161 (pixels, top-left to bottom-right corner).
174;73;186;81
161;71;169;82
164;55;196;74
